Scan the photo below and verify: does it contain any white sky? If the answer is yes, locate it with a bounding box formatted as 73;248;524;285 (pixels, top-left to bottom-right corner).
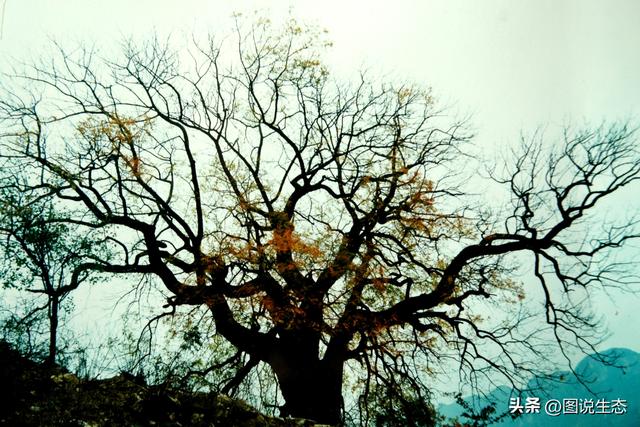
1;0;639;369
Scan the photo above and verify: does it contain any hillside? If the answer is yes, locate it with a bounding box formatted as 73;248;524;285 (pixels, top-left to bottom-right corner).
0;341;319;427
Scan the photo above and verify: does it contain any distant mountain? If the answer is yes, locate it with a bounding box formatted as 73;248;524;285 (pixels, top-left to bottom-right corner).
439;348;640;426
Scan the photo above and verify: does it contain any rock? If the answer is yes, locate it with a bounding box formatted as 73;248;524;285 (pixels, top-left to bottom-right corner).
51;372;80;385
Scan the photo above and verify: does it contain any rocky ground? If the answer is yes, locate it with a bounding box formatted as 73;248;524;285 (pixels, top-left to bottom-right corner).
0;341;320;426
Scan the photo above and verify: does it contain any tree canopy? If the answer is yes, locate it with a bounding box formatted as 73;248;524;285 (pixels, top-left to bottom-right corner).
1;20;639;425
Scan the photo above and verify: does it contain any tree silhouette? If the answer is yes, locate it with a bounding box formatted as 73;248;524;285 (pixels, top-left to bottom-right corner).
0;190;106;365
1;20;638;424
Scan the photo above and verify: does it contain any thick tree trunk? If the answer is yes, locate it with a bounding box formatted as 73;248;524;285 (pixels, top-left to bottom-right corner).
268;338;344;425
276;360;343;424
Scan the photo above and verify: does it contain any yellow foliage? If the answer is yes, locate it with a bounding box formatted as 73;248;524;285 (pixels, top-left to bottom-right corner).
76;114;152;178
268;227;323;259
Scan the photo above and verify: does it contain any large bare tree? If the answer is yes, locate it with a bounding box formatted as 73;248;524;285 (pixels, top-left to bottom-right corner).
1;20;638;424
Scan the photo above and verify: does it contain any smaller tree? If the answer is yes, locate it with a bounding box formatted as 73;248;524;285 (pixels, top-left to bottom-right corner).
0;186;106;365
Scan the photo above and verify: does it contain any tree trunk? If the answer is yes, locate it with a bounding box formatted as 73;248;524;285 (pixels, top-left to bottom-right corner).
46;295;59;366
277;360;343;424
268;339;344;425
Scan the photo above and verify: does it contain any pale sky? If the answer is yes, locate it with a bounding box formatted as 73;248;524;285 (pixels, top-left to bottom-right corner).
1;0;639;367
